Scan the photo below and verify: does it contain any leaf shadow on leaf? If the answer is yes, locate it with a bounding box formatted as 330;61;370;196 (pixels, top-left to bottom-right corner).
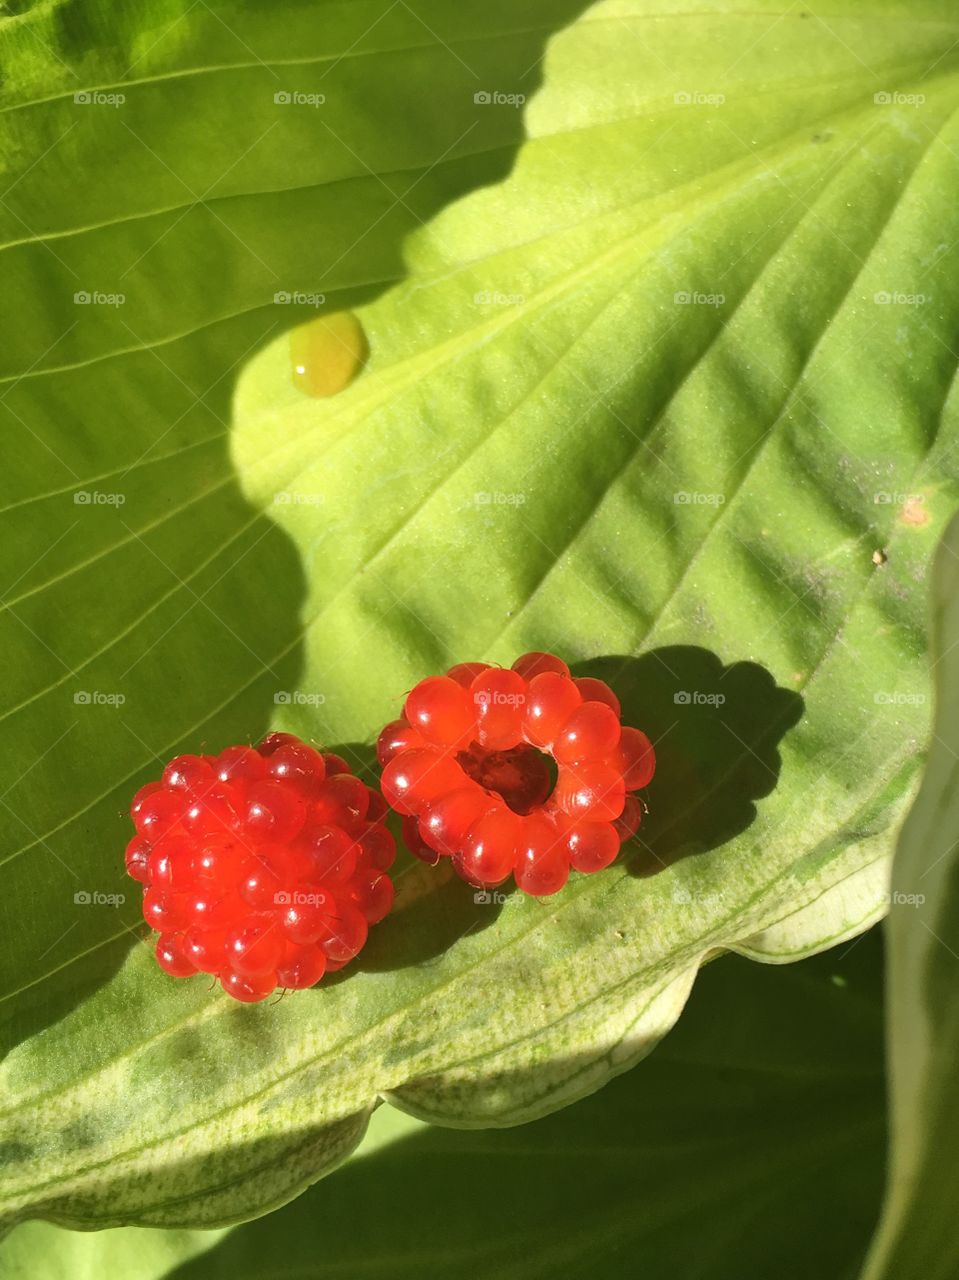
127;934;881;1278
0;1;597;1060
574;648;804;876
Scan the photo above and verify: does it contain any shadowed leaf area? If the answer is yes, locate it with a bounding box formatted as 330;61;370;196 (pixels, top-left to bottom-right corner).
0;934;886;1280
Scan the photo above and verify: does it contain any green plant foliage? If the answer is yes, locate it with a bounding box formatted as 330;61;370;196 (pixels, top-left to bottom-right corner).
0;937;885;1278
862;512;959;1280
1;0;956;1234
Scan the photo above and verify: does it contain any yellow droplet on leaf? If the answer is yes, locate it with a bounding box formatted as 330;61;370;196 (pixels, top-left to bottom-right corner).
289;311;367;397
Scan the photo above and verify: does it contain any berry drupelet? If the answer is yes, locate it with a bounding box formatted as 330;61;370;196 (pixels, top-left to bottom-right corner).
378;652;654;897
126;734;395;1002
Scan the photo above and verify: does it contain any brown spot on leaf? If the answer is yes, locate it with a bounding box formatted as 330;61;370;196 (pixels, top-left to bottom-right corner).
901;496;929;527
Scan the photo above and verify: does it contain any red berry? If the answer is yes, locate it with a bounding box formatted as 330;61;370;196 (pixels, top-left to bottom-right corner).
456;808;521;887
156;932;197;978
215;745;268;784
617;727;656;790
376;718;424;766
420;787;493;856
565;820;620;873
515;813;569;896
554;761;625;822
366;790;389;823
446;661;490;688
405;676;474;747
380;653;655;897
512;651;570;680
150;838;195;892
402;814;439;864
143;888;190;933
381;749;463;816
162;754;215;795
228;917;285;976
125;836;152;884
220;969;277;1003
358;825;396;870
573;677;620;716
183;784;241;837
130;782;162;824
238;845;298;909
134;789;185;841
553;701;621;764
184;926;229;974
614;795;643;840
351;870;394;924
126;734;394;1000
311;773;369;827
267;742;327;792
257;732;302;757
277;944;327;990
522;672;581;748
317;903;368;964
300;825;358;882
245;781;307;842
280;894;332;946
187;891;245;932
194;834;247;886
471;668;527;750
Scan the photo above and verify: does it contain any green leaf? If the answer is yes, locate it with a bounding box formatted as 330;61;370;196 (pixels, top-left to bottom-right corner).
0;939;886;1279
861;512;959;1280
2;0;958;1232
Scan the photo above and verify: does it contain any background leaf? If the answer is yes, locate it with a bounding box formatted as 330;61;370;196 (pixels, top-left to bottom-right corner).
0;938;886;1279
861;512;959;1280
1;0;957;1232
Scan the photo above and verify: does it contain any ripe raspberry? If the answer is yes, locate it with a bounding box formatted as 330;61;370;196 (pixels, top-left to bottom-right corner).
126;733;395;1002
378;652;655;897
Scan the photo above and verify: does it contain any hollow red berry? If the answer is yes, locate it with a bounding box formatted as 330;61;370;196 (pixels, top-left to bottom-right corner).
377;652;656;897
126;734;395;1001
